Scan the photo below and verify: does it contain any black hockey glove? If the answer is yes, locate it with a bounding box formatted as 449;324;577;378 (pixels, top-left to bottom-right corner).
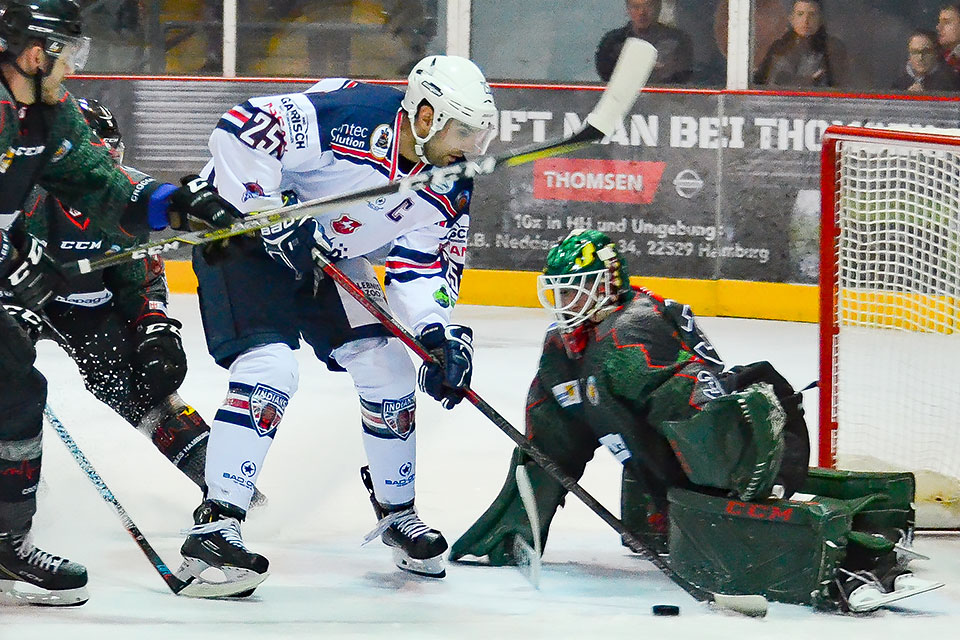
134;313;187;400
418;323;474;410
167;175;242;231
0;229;68;311
3;303;46;342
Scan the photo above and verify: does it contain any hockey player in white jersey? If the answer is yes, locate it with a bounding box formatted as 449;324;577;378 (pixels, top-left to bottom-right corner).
176;55;497;595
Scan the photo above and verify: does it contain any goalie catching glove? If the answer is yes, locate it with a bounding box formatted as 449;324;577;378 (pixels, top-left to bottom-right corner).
418;323;473;409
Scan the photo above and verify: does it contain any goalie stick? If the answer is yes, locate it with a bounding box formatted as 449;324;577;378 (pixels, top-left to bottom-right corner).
309;251;769;618
513;465;543;589
61;37;658;277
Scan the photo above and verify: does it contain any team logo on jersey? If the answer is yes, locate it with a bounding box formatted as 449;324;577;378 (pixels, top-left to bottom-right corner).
370;124;393;159
331;215;362;234
241;460;257;477
382;393;415;440
551;380;582;408
50;139;72;163
586;376;600;406
433;286;451;308
248;384;289;437
455;191;470;212
242;181;266;202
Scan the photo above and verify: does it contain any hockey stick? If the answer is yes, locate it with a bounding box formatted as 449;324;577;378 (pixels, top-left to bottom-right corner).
61;38;658;277
309;253;769;617
513;465;542;588
20;308;261;598
42;403;190;595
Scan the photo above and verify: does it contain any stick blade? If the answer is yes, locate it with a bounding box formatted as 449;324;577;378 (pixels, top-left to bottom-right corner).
585;38;658;136
711;593;769;617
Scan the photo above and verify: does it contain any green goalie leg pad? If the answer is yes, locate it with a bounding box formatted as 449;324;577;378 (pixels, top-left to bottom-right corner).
449;448;569;565
667;487;892;608
656;383;785;501
668;488;850;608
801;467;916;535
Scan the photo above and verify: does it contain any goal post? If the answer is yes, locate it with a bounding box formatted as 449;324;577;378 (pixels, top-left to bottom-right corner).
819;125;960;528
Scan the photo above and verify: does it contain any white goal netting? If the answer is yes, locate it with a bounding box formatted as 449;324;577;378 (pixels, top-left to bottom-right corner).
827;131;960;527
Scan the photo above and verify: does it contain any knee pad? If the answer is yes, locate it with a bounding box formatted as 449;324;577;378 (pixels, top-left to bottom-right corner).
334;337;417;440
229;343;300;394
333;337;415;400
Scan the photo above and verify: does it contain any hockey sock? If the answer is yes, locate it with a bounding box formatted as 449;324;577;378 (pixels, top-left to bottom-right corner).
204;344;298;511
332;336;419;507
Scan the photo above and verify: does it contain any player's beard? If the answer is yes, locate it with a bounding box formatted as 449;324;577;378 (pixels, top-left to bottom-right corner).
40;60;68;105
422;138;464;167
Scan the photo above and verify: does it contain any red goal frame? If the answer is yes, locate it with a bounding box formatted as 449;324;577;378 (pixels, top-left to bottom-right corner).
818;124;960;468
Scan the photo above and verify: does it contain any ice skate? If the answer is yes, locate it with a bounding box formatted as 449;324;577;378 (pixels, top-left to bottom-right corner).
361;466;447;578
839;568;944;613
176;500;269;598
0;531;88;606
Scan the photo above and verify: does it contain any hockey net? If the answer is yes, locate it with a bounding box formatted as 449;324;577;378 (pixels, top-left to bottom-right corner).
820;125;960;528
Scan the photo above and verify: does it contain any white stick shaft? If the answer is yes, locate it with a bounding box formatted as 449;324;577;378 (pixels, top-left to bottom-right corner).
586;38;658;136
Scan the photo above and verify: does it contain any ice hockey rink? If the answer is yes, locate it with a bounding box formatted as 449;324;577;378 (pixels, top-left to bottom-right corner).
4;295;959;639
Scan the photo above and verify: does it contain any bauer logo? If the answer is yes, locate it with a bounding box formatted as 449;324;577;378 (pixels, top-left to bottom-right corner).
533;158;666;204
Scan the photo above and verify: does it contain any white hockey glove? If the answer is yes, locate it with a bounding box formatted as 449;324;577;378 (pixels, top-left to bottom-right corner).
418;323;474;409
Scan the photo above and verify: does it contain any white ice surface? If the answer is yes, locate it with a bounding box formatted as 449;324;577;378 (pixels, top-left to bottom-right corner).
3;296;958;638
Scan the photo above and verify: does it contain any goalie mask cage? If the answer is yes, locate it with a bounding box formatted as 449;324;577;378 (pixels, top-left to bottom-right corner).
820;125;960;528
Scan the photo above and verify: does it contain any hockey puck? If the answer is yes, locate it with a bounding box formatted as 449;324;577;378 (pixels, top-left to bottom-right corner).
652;604;680;616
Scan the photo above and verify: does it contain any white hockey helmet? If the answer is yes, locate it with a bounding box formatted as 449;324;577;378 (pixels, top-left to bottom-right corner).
402;55;497;164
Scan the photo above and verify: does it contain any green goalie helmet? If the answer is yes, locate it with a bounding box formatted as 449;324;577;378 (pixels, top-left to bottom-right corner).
537;229;629;331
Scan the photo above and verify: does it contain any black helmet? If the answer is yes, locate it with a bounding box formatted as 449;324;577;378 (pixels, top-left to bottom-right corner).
0;1;87;68
77;97;123;162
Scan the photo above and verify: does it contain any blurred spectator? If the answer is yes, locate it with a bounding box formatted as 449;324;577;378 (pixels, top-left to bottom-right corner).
937;4;960;73
753;0;847;88
595;0;693;84
894;29;960;92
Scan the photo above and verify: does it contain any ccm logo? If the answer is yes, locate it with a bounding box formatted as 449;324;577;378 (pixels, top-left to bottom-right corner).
132;240;181;258
60;240;102;250
724;500;794;522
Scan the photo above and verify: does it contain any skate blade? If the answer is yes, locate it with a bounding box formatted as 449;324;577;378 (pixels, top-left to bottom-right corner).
848;580;945;613
894;542;929;563
0;580;88;606
174;558;269;598
392;549;445;578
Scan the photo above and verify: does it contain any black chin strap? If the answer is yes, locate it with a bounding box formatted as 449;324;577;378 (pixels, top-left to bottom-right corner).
4;52;51;104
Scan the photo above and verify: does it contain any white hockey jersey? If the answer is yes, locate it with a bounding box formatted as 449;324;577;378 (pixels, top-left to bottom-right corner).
202;78;472;333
